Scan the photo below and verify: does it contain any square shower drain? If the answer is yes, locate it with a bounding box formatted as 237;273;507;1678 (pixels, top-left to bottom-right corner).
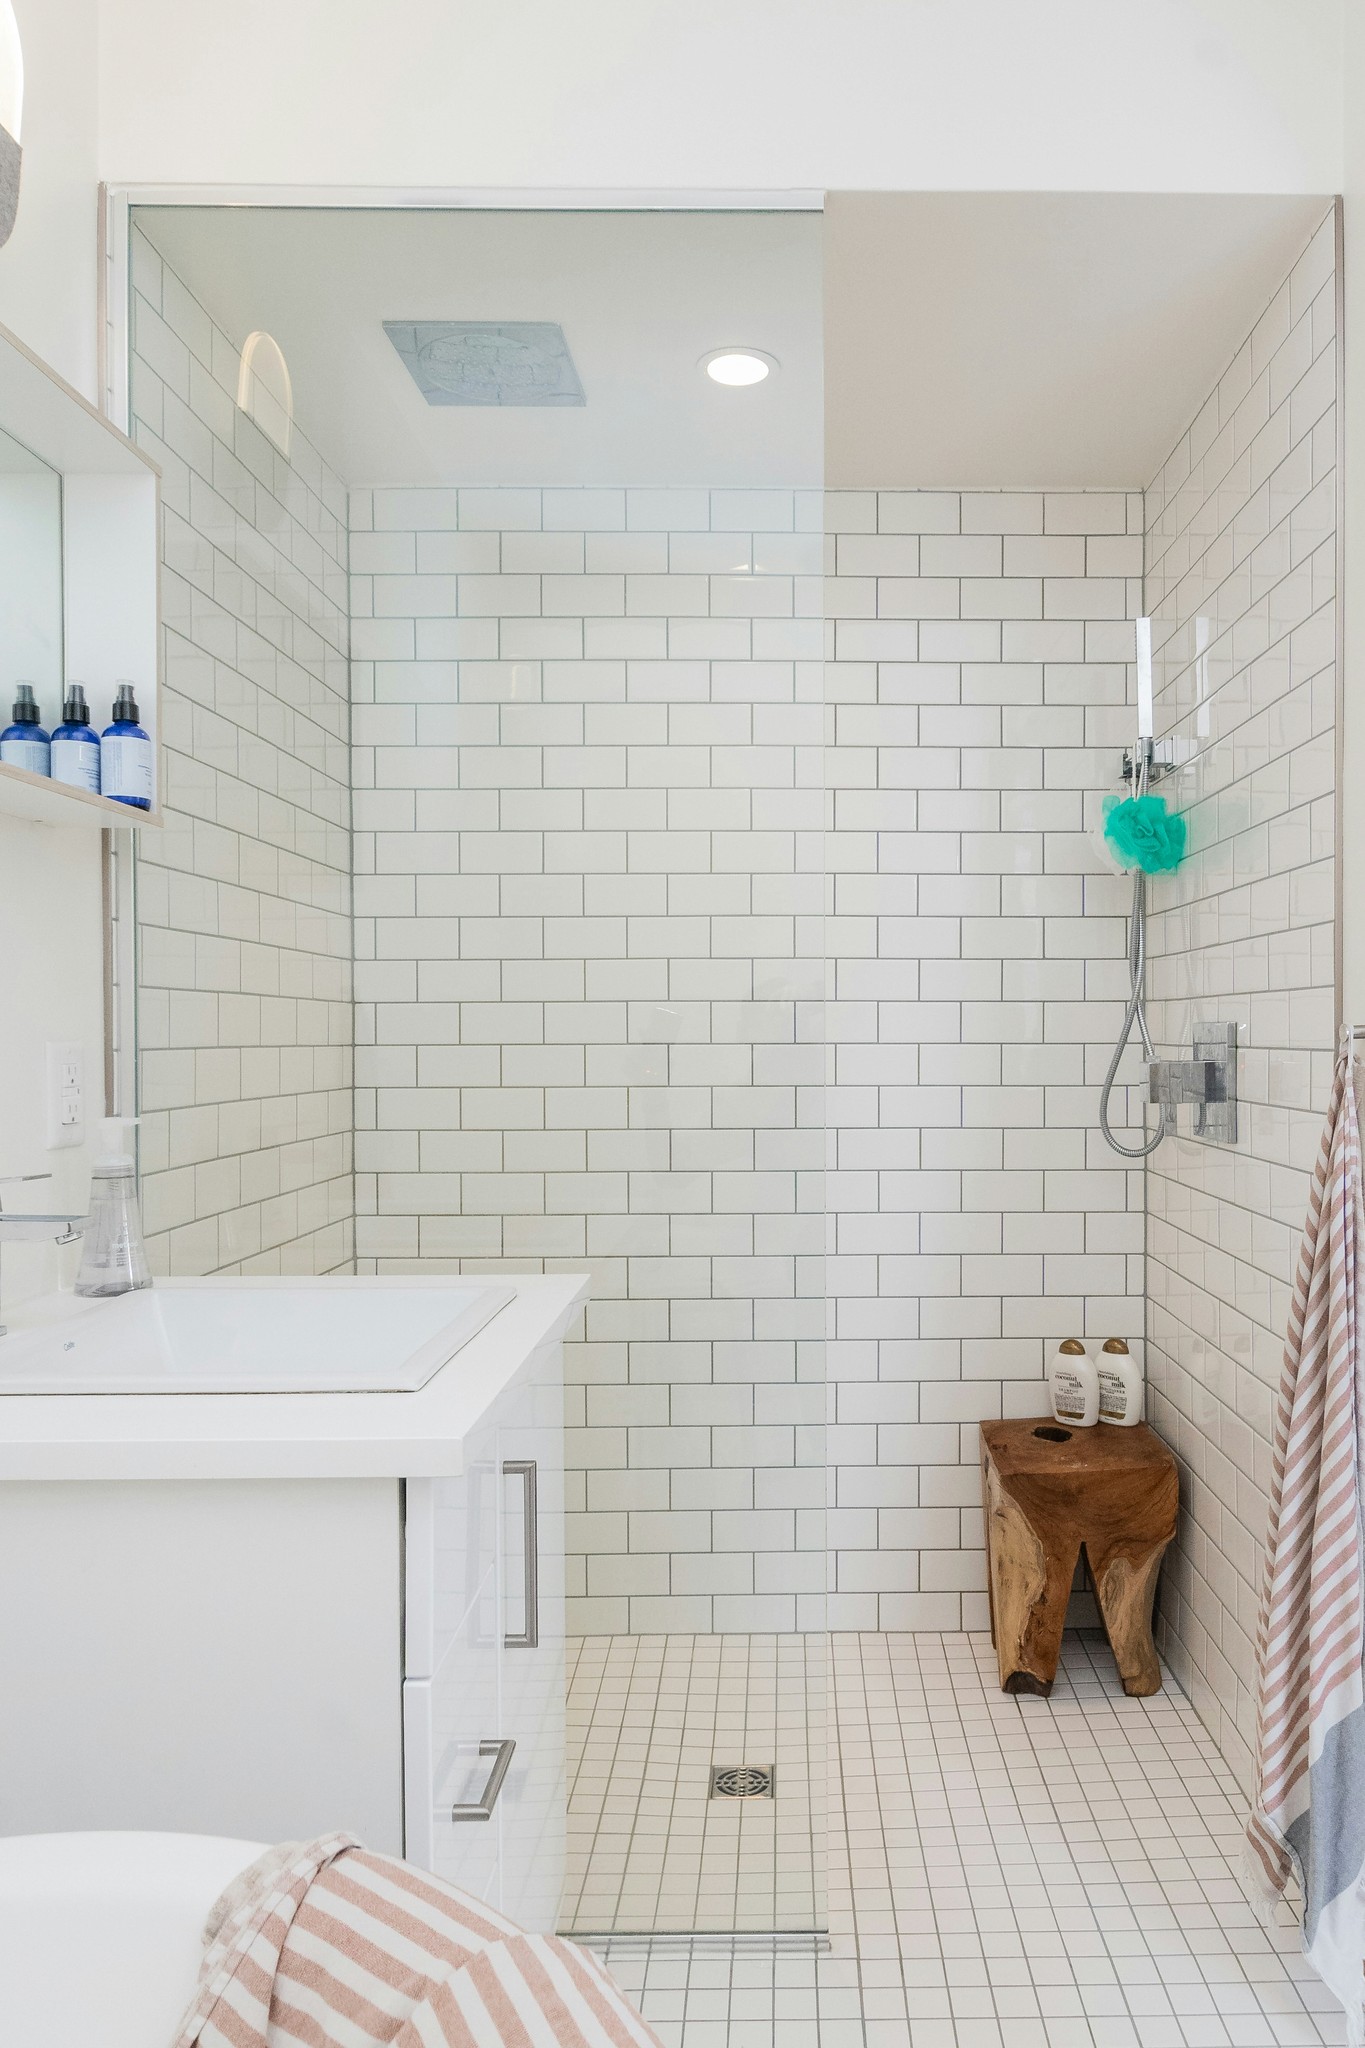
709;1764;775;1799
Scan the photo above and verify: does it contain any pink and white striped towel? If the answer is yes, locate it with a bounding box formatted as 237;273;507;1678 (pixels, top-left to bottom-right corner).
1246;1041;1365;2043
169;1834;662;2048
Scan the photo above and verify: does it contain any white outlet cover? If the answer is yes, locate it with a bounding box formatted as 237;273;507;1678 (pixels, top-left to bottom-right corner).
45;1041;83;1150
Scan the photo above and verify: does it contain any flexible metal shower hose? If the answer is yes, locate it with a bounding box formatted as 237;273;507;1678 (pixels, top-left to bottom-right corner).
1097;752;1167;1160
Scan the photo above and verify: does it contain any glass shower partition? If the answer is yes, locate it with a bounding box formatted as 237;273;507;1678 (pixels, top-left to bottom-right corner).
126;195;826;1941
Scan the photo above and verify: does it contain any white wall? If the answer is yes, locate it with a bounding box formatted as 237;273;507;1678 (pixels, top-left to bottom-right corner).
1145;212;1338;1790
349;483;824;1636
95;0;1342;196
128;228;355;1278
0;0;99;396
826;488;1145;1629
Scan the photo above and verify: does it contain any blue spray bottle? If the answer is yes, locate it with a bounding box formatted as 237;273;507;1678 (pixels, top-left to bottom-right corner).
0;683;51;776
99;682;154;810
51;683;101;793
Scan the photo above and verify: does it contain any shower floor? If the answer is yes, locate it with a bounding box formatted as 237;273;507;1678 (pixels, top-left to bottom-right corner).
562;1632;825;1934
578;1631;1343;2045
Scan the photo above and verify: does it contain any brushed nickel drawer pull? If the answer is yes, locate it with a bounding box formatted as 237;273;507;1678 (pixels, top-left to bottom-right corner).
451;1737;515;1821
503;1459;539;1649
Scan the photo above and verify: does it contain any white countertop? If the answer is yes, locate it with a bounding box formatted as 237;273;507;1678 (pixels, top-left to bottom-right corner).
0;1274;589;1481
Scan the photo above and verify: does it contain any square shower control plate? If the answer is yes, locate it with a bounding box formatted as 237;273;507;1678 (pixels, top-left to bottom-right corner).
1192;1020;1237;1145
1147;1022;1237;1145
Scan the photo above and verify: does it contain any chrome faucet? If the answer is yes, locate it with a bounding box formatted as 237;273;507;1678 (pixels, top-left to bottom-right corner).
0;1176;87;1337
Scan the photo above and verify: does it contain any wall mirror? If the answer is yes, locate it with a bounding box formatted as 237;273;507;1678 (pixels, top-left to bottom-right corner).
0;422;62;714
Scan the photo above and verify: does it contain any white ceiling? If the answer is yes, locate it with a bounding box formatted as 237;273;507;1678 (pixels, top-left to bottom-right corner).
825;191;1330;487
136;192;1331;493
134;206;824;489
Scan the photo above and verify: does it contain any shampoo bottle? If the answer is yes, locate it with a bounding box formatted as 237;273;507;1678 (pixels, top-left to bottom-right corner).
1049;1338;1099;1427
0;683;50;775
51;683;101;793
99;682;154;809
75;1116;150;1298
1097;1337;1143;1426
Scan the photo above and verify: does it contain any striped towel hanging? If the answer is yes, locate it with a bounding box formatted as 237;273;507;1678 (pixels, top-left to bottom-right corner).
171;1834;663;2048
1246;1036;1365;2045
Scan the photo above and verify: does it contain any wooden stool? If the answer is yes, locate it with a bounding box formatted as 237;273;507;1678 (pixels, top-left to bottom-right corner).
979;1417;1179;1698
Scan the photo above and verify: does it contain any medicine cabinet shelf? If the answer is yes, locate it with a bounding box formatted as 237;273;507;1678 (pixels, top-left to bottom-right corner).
0;316;160;833
0;757;162;829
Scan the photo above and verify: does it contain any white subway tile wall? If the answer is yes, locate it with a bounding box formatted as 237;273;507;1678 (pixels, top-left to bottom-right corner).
129;228;355;1276
349;486;826;1635
825;489;1147;1630
1145;208;1338;1790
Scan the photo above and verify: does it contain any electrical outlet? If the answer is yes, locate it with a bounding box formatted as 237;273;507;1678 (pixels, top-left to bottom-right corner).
46;1042;84;1150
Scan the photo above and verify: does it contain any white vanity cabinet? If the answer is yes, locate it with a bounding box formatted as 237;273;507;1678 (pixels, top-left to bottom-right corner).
0;1276;583;1936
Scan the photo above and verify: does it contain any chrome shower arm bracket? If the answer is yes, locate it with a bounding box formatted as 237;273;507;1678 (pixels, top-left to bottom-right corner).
1121;738;1175;786
1148;1021;1237;1144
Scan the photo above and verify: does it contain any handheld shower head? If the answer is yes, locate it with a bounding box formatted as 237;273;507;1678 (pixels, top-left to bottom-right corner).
1135;616;1153;744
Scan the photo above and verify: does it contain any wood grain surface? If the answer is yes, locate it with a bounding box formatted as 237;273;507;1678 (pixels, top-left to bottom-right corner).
979;1417;1179;1698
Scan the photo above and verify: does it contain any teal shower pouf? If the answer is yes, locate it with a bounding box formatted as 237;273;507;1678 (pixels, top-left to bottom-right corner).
1101;792;1186;875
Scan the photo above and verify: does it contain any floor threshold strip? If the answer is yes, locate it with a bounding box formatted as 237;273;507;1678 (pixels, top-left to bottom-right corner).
574;1931;831;1955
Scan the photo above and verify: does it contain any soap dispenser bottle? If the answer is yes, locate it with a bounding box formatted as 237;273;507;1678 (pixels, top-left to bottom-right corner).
1097;1337;1144;1426
1049;1338;1099;1427
0;683;50;775
51;683;101;793
99;682;154;809
75;1116;151;1297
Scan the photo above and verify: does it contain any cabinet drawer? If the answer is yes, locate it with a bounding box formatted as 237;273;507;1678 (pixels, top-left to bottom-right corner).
403;1576;502;1899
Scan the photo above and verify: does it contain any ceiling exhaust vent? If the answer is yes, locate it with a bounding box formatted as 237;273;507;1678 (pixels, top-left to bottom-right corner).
384;321;585;407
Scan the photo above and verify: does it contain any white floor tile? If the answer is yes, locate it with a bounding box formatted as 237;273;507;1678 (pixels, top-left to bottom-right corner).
572;1630;1345;2048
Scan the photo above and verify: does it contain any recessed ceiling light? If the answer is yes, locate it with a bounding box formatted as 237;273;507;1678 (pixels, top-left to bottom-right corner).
702;348;777;387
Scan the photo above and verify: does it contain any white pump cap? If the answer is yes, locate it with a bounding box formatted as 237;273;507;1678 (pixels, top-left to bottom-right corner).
93;1115;138;1172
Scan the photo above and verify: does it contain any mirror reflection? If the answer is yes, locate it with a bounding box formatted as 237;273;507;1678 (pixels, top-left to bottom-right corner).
0;423;61;725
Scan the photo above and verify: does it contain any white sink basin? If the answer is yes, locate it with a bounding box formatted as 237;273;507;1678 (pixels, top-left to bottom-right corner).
0;1280;515;1395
